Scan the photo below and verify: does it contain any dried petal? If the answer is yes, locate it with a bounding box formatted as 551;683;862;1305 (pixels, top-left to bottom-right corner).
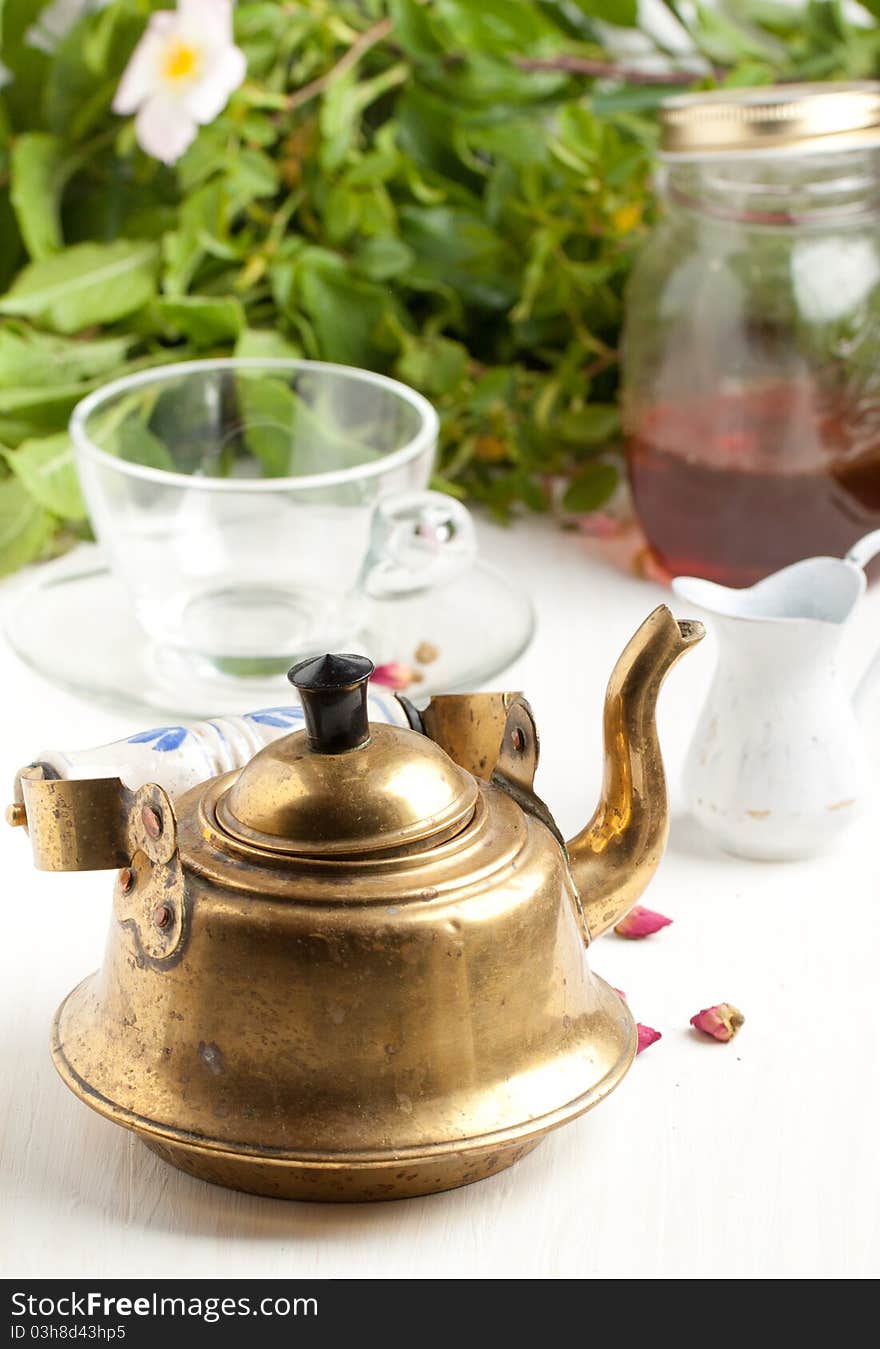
690;1003;745;1043
575;511;627;540
636;1024;661;1054
415;641;439;665
613;988;627;1001
371;661;415;690
614;905;672;940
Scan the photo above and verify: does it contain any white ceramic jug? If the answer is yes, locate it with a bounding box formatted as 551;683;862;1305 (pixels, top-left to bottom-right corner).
672;532;880;860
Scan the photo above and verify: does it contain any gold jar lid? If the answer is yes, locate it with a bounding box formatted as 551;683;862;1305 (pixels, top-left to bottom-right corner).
660;82;880;157
215;654;478;858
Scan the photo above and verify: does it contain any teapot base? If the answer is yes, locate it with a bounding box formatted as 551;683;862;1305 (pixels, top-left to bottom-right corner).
138;1132;545;1202
50;970;636;1203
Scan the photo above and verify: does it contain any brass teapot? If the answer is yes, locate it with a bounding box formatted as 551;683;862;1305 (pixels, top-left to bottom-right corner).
9;607;701;1201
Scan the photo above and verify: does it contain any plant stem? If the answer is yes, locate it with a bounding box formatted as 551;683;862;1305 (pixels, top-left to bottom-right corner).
287;16;394;111
515;55;710;85
582;351;619;381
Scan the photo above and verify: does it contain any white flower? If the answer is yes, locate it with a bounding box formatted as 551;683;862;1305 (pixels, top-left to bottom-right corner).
112;0;246;165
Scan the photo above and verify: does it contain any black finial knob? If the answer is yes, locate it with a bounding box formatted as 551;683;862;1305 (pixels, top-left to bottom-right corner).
288;654;375;754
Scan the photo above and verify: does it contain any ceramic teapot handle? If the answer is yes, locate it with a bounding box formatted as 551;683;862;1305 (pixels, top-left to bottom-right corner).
6;692;409;868
362;490;477;599
9;691;407;800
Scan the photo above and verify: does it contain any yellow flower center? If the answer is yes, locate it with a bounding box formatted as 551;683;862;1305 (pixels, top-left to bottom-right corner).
162;41;199;83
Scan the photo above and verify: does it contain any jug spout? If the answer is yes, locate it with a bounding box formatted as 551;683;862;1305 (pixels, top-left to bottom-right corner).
567;607;703;940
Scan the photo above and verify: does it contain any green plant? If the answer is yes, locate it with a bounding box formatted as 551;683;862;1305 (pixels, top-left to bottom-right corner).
1;0;878;573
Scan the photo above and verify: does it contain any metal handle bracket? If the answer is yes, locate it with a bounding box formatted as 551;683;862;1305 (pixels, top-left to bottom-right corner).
12;767;177;872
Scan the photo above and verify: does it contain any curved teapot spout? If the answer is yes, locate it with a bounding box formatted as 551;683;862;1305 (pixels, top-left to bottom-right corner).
567;606;703;941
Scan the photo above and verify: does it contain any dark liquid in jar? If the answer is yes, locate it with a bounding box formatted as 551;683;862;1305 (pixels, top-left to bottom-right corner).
627;381;880;585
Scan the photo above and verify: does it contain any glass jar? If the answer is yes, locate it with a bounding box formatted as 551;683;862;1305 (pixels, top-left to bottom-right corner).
622;84;880;585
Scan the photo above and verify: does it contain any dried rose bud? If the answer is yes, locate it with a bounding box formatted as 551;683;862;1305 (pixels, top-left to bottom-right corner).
690;1003;744;1043
371;662;415;690
614;905;672;940
414;640;439;665
636;1024;661;1054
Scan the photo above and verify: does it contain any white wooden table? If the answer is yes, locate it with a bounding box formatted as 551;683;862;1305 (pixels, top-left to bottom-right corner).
2;515;879;1279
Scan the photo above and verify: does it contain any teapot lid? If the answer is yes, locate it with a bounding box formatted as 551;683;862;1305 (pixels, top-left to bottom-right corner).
215;654;478;858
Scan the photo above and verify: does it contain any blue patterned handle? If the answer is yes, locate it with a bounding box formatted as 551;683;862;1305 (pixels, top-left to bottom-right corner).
32;689;407;798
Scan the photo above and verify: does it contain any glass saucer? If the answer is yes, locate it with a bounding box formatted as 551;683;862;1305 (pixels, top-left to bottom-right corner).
6;547;534;717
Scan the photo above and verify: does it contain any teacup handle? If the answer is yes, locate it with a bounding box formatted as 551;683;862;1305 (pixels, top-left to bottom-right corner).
362;490;477;599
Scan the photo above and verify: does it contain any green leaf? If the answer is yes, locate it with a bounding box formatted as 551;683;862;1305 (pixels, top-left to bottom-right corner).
470;368;516;412
236;372;381;477
395;334;468;396
556;405;621;445
225;146;280;203
439;51;566;106
320;64;409;173
561;461;618;512
388;0;445;57
3;431;86;520
400;206;517;311
298;255;393;367
0;240;160;334
0;475;54;576
43;34;106;140
459;118;552;169
239;112;280;148
720;60;776;89
571;0;638;25
10;133;66;260
592;84;688;115
0;0;52;133
323;185;361;244
235;328;302;360
0;326;134;389
692;2;787;63
395;87;474;182
151;295;245;347
353;236;415;281
0;381;93;421
40;4;144;137
431;0;565;53
236;375;297;477
114;421;176;473
161;182;229;296
0;193;24;293
0;417;42;448
550;104;601;174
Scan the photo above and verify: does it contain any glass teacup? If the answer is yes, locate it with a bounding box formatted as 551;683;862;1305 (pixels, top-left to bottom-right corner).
70;359;475;681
